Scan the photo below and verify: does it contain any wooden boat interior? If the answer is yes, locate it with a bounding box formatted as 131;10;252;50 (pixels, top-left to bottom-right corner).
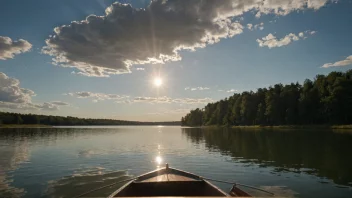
111;167;228;197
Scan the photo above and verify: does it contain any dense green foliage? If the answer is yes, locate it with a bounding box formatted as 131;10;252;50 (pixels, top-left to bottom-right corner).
182;70;352;126
0;112;180;126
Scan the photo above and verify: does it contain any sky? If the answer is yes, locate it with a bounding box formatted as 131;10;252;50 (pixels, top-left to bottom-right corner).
0;0;352;122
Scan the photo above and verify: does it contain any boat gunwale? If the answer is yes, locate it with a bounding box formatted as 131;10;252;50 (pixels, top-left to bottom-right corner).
135;167;202;182
203;179;230;197
107;180;134;198
108;167;230;197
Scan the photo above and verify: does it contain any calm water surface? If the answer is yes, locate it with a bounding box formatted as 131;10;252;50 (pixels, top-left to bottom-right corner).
0;126;351;197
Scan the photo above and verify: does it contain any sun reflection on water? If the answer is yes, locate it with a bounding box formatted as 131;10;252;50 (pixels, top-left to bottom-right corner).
155;156;163;165
155;143;163;168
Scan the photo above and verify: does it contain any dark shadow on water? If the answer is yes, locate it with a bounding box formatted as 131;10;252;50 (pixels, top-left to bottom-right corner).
182;127;352;187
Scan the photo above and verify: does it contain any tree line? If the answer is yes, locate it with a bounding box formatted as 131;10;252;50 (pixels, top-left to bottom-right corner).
0;112;180;126
181;70;352;126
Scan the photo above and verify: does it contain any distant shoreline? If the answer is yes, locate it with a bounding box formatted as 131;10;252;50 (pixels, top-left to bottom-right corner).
2;124;352;130
197;125;352;130
0;111;181;127
0;124;182;128
0;124;52;128
234;125;352;129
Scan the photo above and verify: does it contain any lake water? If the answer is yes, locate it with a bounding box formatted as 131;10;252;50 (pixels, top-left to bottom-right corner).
0;126;351;198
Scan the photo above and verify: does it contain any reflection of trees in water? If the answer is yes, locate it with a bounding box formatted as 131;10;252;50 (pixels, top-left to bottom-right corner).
0;127;128;141
0;127;130;197
0;128;78;198
0;133;30;197
182;128;352;187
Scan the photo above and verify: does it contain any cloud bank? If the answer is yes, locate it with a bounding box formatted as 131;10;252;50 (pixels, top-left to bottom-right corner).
0;36;32;60
67;91;212;104
43;0;331;77
257;30;316;48
66;92;129;102
148;108;191;115
322;55;352;68
133;96;213;104
0;72;68;111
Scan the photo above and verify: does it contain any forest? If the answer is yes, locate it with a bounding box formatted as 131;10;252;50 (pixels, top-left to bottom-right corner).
0;112;180;126
181;70;352;126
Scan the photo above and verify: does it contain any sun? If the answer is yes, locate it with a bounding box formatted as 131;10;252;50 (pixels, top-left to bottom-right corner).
154;77;163;87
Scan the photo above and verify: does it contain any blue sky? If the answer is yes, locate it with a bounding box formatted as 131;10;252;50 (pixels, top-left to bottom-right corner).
0;0;352;121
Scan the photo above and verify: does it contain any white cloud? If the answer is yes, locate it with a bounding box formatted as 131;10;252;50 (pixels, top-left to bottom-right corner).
226;89;239;93
133;96;172;104
42;1;245;77
50;101;69;106
257;33;299;48
133;96;213;104
42;0;331;77
254;22;264;30
72;66;117;77
0;74;35;104
257;30;315;48
34;102;60;111
66;91;129;102
185;87;210;91
170;108;191;114
255;12;262;18
248;23;264;31
309;30;317;35
136;68;145;71
147;108;191;115
172;97;213;104
0;36;32;60
0;72;68;111
259;0;330;15
308;0;331;9
322;55;352;68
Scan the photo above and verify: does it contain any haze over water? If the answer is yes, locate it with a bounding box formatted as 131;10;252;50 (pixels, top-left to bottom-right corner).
0;126;351;197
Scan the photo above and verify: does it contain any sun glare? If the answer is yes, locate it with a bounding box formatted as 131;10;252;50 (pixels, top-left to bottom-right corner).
155;156;163;165
154;77;163;87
